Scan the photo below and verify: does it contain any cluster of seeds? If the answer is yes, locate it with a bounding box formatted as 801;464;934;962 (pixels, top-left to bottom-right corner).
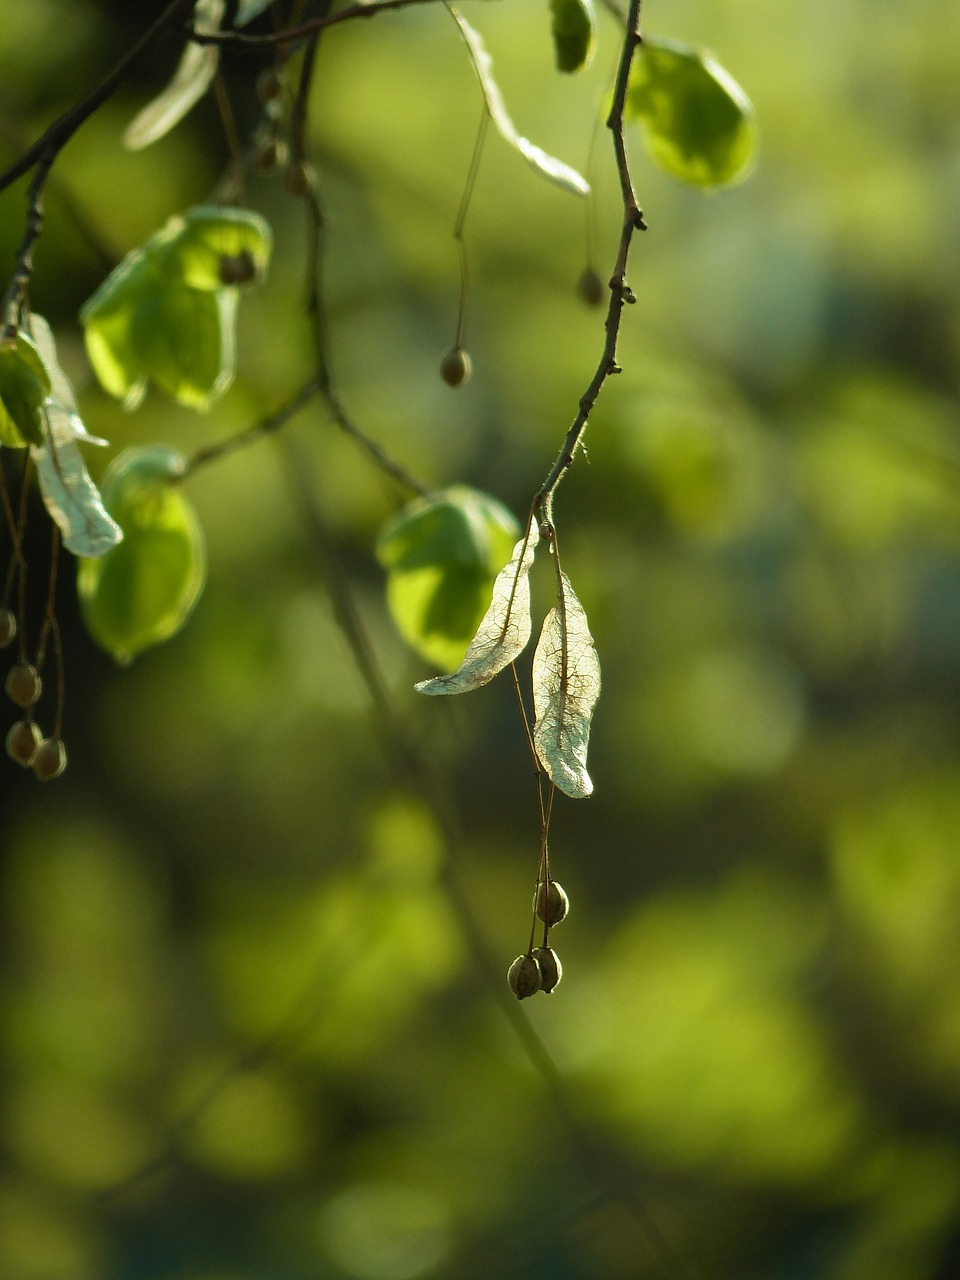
507;878;569;999
251;65;314;200
1;608;66;780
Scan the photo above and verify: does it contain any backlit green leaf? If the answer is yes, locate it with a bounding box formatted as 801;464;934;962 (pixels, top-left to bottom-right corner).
123;0;224;150
0;332;51;447
626;37;757;189
77;447;205;663
166;207;273;292
451;11;589;197
130;286;236;409
80;208;267;409
416;517;539;694
550;0;596;74
378;487;519;673
532;569;600;797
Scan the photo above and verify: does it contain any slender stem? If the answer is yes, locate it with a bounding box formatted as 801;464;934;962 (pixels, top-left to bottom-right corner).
183;376;322;475
297;37;429;498
452;106;488;351
535;0;645;528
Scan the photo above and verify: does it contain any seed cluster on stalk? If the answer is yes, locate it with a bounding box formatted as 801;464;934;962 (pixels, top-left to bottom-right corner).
1;608;67;781
506;876;569;999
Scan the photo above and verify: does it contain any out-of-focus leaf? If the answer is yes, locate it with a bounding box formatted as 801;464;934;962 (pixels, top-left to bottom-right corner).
80;208;267;409
451;11;589;197
378;487;519;673
166;207;273;291
377;486;518;574
28;316;121;558
77;446;205;663
550;0;596;74
416;519;539;694
130;286;236;409
532;570;600;797
626;37;757;189
123;0;224;150
0;332;51;447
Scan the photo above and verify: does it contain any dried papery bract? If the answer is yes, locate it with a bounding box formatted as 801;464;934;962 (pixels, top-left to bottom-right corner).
451;11;590;199
123;0;225;150
416;519;539;695
532;571;600;798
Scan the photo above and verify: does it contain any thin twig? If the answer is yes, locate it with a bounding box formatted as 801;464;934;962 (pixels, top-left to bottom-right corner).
294;36;430;498
183;375;323;475
535;0;645;528
451;106;488;351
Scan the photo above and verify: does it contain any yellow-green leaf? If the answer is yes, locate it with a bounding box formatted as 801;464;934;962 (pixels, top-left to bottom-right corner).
0;333;51;447
627;37;757;189
77;447;205;664
378;487;520;673
550;0;596;75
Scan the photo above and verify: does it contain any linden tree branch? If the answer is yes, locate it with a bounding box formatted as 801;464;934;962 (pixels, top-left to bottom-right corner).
535;0;646;529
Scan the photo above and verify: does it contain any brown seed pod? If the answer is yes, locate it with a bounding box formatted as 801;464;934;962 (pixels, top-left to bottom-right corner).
6;662;41;708
533;945;562;993
439;346;472;388
0;608;16;648
218;250;257;286
256;66;285;105
283;162;314;199
254;137;288;175
31;737;67;781
577;267;604;307
535;880;569;927
507;953;541;1000
6;719;40;767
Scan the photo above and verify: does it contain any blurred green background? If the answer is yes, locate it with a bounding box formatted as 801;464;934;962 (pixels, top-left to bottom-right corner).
3;0;960;1277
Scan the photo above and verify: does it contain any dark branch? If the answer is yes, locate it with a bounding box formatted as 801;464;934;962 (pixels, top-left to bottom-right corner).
535;0;645;526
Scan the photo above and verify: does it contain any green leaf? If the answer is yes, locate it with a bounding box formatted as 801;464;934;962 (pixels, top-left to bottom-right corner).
123;0;224;150
550;0;596;74
0;332;51;448
80;207;268;409
532;570;601;798
378;487;520;673
451;11;589;197
77;446;206;664
377;486;518;574
166;207;273;291
28;316;122;559
415;517;539;694
387;564;495;674
130;285;237;408
626;37;758;189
